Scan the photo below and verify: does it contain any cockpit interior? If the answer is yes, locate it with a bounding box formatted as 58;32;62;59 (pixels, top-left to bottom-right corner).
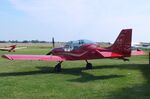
64;39;96;51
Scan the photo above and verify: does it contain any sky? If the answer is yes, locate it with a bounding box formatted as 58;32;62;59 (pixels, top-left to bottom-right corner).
0;0;150;42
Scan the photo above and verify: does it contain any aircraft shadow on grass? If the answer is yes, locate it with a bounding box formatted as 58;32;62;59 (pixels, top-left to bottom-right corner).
0;64;149;82
0;64;127;82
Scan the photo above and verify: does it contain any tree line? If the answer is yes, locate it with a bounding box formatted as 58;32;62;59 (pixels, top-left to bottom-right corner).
0;40;49;43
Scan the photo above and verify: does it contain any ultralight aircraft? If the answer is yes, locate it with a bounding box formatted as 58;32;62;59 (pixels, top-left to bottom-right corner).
2;29;144;72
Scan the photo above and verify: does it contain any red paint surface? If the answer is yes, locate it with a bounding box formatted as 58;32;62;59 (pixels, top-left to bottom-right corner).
2;29;144;62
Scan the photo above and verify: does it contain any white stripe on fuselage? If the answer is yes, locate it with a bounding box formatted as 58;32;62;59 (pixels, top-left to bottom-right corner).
55;51;88;57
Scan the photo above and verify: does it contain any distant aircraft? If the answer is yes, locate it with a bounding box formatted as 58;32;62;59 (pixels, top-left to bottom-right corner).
0;45;27;52
2;29;144;72
0;45;16;52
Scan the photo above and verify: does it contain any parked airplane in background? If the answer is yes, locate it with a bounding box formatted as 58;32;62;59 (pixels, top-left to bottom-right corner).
0;45;16;52
0;45;27;52
2;29;144;72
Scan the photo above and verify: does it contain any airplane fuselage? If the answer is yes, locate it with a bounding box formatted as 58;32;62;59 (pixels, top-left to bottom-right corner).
51;44;123;60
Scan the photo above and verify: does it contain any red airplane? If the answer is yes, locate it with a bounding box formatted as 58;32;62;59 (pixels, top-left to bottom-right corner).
2;29;144;72
0;45;16;52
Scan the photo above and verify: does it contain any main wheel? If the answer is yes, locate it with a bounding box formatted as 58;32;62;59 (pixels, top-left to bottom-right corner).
54;64;61;72
86;63;93;69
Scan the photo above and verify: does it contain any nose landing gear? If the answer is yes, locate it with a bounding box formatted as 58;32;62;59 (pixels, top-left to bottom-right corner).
85;60;93;69
54;61;63;72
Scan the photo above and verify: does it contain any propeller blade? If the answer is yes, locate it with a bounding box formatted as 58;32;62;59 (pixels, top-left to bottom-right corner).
52;37;55;48
46;37;55;55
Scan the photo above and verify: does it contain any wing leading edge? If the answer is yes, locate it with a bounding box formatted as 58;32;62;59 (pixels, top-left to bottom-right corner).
2;54;65;61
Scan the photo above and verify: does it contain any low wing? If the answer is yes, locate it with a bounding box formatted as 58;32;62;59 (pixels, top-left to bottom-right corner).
2;54;65;61
131;50;145;56
0;48;10;51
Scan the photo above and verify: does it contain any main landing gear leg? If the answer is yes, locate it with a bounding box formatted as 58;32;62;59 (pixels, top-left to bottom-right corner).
54;61;63;72
85;60;93;69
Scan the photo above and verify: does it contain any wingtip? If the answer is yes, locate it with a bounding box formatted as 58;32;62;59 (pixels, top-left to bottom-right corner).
1;54;12;60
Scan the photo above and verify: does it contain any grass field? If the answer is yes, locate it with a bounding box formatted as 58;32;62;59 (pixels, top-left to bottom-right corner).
0;47;149;99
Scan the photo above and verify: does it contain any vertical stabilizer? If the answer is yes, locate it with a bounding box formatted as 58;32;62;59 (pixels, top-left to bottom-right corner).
9;45;16;52
110;29;132;57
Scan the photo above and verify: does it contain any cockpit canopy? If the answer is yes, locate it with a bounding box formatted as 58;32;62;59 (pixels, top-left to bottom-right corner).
64;39;96;51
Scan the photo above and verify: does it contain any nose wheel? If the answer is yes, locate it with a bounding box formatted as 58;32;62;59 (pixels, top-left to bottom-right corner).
54;61;63;72
85;60;93;69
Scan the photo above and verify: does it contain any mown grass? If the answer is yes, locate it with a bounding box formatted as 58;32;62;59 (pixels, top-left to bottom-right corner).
0;48;149;99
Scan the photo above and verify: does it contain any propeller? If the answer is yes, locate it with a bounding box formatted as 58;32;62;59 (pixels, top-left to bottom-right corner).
46;37;55;55
52;37;55;48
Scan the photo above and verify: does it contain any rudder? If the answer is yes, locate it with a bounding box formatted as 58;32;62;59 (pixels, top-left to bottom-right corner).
109;29;132;57
9;45;16;52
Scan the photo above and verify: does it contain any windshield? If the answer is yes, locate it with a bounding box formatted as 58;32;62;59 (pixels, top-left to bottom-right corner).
64;39;96;51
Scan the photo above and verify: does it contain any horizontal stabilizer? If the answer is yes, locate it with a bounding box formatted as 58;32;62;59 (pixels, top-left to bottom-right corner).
131;50;144;56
